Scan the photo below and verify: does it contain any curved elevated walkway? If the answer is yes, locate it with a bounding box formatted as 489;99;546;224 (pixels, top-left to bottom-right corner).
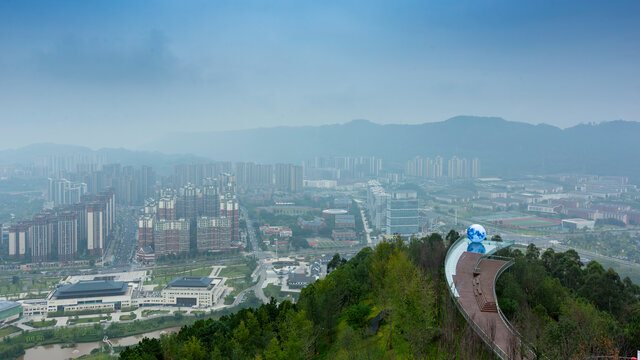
445;238;524;360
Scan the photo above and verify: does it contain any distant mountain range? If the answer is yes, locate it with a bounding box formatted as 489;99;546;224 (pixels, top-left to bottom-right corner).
2;116;639;181
142;116;640;180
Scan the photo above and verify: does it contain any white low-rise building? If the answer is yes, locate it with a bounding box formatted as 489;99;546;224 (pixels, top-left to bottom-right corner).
160;276;224;307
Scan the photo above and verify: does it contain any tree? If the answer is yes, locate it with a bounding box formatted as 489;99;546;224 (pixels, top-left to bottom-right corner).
181;336;206;360
327;253;343;272
445;229;460;246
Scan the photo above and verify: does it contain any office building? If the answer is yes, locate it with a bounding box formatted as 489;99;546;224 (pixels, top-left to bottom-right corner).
161;276;224;307
386;191;419;237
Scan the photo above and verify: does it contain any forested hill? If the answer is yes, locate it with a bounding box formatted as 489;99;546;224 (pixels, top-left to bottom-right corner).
143;117;640;181
121;234;496;360
120;235;640;360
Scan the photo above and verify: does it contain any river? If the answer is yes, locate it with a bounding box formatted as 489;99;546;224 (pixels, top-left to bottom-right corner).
18;327;182;360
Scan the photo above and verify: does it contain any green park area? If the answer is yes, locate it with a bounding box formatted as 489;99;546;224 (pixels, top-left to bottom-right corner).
0;275;62;300
141;310;170;318
218;257;257;279
0;326;20;338
119;313;137;321
263;284;299;303
25;319;56;329
71;316;111;325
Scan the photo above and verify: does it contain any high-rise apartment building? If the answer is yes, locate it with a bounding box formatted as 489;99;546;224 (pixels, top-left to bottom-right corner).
177;184;199;220
157;196;176;220
138;215;154;248
56;211;78;261
30;213;55;262
201;184;219;218
275;164;303;193
48;178;87;206
153;219;190;256
219;194;239;243
86;202;105;255
8;223;29;259
196;217;232;251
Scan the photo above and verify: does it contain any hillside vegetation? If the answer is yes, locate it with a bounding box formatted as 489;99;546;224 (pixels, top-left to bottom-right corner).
121;234;495;359
119;234;640;359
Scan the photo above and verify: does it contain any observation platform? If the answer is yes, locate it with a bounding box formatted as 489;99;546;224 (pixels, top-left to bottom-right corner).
445;238;524;360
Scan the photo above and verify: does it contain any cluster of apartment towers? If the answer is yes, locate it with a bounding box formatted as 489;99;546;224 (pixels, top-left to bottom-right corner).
406;156;480;178
8;189;116;261
138;174;239;257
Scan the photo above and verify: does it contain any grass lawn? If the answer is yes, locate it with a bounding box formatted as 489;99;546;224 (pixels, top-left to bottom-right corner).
191;311;205;315
142;309;170;318
174;311;186;315
25;319;57;328
73;316;110;324
0;325;21;337
219;264;253;278
263;284;300;303
224;294;235;305
119;313;137;321
227;278;256;296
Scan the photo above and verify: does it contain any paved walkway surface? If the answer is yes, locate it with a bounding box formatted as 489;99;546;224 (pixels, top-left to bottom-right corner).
453;251;522;360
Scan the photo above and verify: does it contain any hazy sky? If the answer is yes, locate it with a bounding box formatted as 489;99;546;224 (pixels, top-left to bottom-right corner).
1;0;639;149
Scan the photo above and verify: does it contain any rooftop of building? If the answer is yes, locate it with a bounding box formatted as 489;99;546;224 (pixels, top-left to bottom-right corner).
0;300;21;312
288;273;314;283
54;280;128;299
166;276;213;288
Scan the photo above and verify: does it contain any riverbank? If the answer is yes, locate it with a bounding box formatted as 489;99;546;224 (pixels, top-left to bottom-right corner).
0;293;262;360
19;327;182;360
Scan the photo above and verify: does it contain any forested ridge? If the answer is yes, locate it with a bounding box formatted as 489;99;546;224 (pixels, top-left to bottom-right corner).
496;244;640;359
120;234;640;360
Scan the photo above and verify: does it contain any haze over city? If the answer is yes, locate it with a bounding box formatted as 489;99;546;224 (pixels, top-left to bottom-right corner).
1;0;640;149
1;2;640;360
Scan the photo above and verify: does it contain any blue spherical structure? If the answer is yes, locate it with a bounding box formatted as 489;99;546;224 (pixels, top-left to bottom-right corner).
467;224;486;243
467;242;486;254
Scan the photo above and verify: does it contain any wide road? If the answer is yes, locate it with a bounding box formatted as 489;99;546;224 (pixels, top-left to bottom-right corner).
241;207;269;302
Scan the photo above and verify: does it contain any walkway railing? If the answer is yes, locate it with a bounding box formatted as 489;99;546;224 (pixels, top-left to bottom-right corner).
444;236;524;360
447;281;510;359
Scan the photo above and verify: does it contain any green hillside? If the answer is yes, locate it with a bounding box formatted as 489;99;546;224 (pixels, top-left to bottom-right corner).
119;235;640;360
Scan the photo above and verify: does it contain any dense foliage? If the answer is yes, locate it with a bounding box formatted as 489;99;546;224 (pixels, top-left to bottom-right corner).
496;244;640;359
121;234;496;360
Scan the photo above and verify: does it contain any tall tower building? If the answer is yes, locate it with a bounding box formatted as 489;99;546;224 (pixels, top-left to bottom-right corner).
472;158;480;178
158;196;176;220
386;191;419;237
201;184;219;218
30;213;55;262
8;223;29;259
138;215;154;248
275;164;303;192
56;211;78;261
86;202;104;255
196;216;232;251
153;219;190;256
219;194;239;243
